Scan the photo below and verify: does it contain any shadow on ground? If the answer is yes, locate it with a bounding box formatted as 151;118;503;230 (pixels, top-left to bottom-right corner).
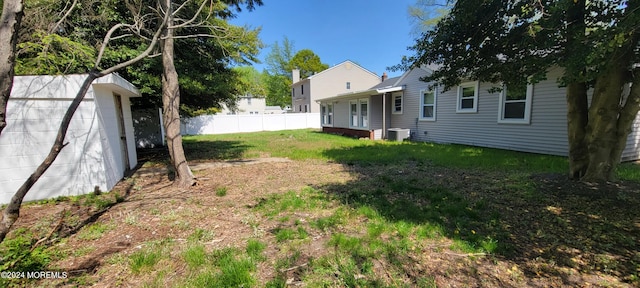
137;139;252;164
318;143;640;285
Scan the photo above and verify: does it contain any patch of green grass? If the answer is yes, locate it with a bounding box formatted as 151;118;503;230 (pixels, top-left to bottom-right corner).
273;227;308;242
182;244;207;268
77;222;112;240
0;228;52;272
254;187;329;217
129;239;172;274
616;162;640;181
129;249;162;274
215;187;227;197
246;239;267;262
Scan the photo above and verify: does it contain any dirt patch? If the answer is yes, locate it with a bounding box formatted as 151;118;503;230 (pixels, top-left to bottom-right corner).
6;157;640;287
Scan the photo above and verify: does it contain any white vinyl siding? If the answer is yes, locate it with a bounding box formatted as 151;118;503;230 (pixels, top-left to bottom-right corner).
498;83;533;124
457;81;479;113
419;88;437;121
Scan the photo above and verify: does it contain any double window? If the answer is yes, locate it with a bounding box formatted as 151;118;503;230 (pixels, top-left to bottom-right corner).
392;93;403;114
456;81;479;113
420;87;437;121
350;98;368;128
498;82;533;124
321;103;333;126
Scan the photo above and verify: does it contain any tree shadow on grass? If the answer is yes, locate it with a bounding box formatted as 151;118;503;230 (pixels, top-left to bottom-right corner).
318;143;640;285
138;139;252;164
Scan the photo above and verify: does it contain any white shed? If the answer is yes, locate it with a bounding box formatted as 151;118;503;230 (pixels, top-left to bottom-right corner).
0;73;140;204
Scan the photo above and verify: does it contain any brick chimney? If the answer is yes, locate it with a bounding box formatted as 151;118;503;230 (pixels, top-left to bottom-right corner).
382;72;388;82
292;69;300;83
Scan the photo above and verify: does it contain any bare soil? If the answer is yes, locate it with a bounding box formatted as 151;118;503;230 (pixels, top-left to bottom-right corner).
8;157;640;287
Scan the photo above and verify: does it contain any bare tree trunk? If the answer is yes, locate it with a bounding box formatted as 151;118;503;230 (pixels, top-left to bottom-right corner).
566;82;589;179
0;72;99;243
610;73;640;167
582;53;637;181
564;0;589;179
161;0;195;187
0;0;24;136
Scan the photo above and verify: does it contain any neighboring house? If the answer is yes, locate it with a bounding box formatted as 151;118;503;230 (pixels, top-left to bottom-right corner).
318;66;640;161
218;95;271;115
0;73;140;204
291;60;381;113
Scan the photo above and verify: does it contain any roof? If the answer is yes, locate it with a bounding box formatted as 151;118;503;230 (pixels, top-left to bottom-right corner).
370;76;402;90
10;73;140;100
292;60;379;85
265;106;283;110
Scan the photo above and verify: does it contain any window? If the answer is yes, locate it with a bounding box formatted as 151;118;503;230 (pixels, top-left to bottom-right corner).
350;101;358;127
292;88;295;96
392;93;403;114
360;100;368;128
420;88;437;120
456;81;479;113
247;97;252;105
349;98;368;128
304;104;308;112
346;82;351;89
321;103;333;126
301;85;304;95
498;82;533;124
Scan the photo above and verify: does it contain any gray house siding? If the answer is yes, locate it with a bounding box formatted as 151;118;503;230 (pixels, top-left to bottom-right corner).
370;95;384;139
403;67;640;160
389;68;430;132
409;68;570;156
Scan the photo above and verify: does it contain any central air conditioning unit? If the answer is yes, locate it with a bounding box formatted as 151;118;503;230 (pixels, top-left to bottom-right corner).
387;128;410;141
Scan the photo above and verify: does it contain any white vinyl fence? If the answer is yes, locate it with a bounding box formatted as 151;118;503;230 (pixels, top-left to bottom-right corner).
181;113;320;135
132;110;320;148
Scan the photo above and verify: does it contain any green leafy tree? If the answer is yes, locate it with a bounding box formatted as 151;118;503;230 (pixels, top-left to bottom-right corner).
13;0;263;115
408;0;453;35
263;37;329;108
290;49;329;79
234;66;267;97
398;0;640;181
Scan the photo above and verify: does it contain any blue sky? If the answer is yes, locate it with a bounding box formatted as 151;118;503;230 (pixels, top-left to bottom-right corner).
230;0;418;78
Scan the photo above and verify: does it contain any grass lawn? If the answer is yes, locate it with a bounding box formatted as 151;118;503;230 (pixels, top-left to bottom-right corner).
3;129;640;287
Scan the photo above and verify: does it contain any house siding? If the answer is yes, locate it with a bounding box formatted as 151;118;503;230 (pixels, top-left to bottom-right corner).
407;68;570;156
389;68;430;132
370;95;383;139
292;61;380;113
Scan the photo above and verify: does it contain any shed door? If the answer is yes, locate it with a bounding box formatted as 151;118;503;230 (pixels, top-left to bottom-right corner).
114;94;130;171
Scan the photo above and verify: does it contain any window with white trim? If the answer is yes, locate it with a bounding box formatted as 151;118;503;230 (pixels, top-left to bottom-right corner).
321;103;333;126
457;81;479;113
346;82;351;89
349;98;368;128
420;87;437;120
498;82;533;124
392;92;403;114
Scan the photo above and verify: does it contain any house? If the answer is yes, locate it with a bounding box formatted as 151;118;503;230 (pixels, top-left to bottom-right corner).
291;60;381;113
0;73;140;204
318;66;640;161
218;95;269;115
